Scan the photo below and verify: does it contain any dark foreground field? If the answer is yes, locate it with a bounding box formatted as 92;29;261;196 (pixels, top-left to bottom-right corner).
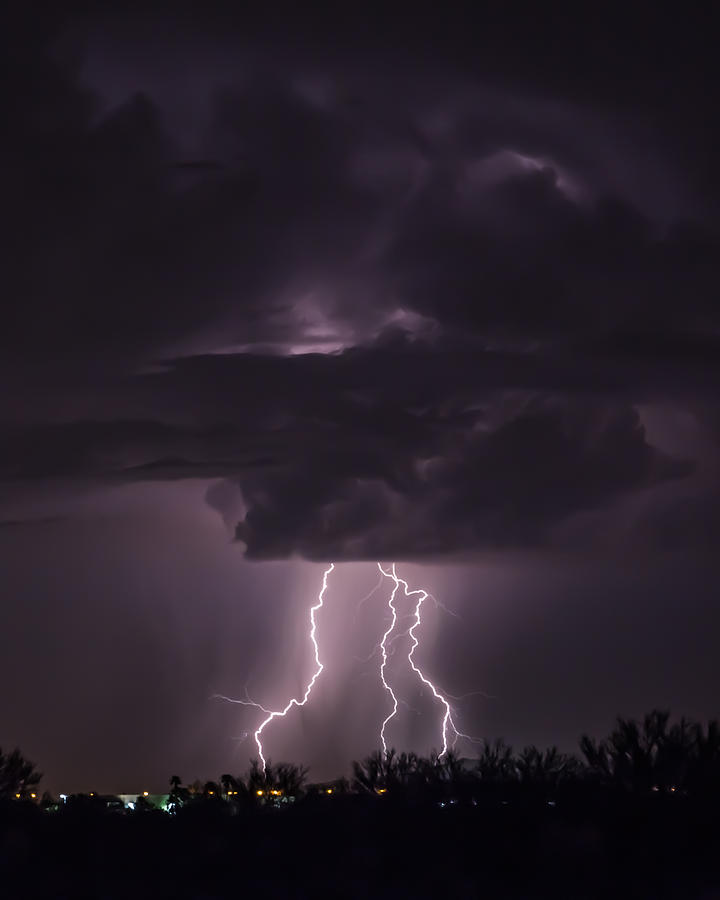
2;794;720;899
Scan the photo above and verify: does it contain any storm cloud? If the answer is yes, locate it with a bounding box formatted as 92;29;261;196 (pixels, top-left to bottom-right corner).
2;4;719;562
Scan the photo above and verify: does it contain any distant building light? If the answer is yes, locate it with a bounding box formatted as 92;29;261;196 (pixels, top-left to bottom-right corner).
256;790;264;796
143;791;149;797
15;793;20;799
326;788;333;794
60;794;67;801
30;793;36;799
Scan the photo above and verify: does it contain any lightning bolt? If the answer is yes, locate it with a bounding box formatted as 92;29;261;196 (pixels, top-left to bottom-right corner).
378;563;474;759
215;562;335;772
216;561;480;770
212;685;275;716
377;563;402;754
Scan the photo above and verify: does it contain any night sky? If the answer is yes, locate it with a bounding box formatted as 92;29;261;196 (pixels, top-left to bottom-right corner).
3;5;720;796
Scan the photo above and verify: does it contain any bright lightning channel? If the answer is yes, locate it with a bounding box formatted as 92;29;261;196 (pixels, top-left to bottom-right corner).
377;564;402;754
215;562;335;772
378;563;472;759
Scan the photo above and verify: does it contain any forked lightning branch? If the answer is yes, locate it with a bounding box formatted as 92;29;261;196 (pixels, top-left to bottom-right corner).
216;563;474;772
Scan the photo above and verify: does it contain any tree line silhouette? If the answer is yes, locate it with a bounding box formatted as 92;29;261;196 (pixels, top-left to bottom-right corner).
3;712;720;899
3;709;720;812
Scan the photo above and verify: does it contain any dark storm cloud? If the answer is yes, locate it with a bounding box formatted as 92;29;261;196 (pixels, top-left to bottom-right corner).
0;343;699;557
234;401;691;559
0;419;275;480
643;491;720;553
384;176;720;337
2;5;719;560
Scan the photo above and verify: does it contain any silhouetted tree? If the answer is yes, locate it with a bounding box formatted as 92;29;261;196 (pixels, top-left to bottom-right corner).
352;749;396;795
220;773;233;795
219;772;245;802
580;709;703;794
688;719;720;796
133;794;155;814
245;759;269;800
244;759;307;804
167;775;189;814
202;780;221;800
0;747;41;800
476;739;516;784
427;750;478;803
517;745;579;789
352;749;432;801
273;762;308;798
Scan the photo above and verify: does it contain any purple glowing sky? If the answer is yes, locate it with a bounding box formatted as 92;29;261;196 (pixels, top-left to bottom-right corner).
2;6;720;794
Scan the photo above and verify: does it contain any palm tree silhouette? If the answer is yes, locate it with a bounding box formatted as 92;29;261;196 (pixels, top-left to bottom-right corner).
580;709;700;793
476;739;516;783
